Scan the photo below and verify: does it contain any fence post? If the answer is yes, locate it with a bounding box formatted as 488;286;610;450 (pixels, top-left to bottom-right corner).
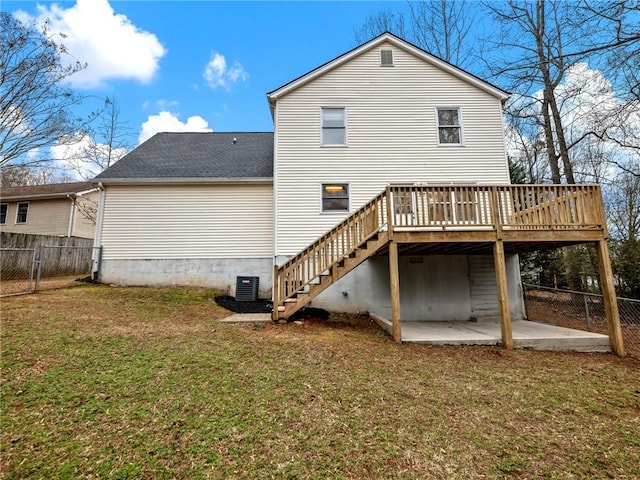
28;248;37;293
583;293;592;332
35;244;44;292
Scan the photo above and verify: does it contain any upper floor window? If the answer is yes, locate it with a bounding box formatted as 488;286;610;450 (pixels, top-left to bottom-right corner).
321;108;346;146
0;204;7;224
16;202;29;224
437;108;463;145
321;183;349;212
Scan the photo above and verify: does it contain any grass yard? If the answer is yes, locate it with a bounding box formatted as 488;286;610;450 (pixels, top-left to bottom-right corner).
1;285;639;479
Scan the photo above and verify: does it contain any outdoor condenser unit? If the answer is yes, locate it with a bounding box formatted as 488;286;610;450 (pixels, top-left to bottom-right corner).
235;276;259;302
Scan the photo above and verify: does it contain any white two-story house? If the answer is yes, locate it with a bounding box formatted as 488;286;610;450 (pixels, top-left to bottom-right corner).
93;33;621;352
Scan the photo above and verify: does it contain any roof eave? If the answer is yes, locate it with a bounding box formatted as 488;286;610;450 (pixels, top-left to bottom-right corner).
0;189;98;202
96;177;274;185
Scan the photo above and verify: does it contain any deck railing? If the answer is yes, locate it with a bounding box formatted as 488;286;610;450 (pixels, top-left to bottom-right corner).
387;184;605;232
274;184;607;307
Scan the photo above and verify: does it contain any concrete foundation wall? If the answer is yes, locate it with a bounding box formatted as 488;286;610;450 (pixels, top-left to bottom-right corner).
99;258;273;298
276;254;525;322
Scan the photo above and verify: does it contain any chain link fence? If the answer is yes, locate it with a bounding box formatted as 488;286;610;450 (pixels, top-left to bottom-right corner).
1;244;100;297
0;248;37;296
524;284;640;358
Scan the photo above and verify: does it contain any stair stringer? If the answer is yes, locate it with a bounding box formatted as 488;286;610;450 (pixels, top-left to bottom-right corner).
278;232;389;319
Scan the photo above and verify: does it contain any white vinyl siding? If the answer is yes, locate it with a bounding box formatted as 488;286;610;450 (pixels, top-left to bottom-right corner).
274;41;510;256
100;184;273;260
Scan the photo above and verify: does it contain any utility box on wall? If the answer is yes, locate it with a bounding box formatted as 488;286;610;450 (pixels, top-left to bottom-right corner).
235;276;259;302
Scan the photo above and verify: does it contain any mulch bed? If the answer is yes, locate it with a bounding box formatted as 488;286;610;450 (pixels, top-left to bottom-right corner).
214;295;329;320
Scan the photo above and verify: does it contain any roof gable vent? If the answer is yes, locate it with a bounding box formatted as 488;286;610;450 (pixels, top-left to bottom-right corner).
380;48;394;66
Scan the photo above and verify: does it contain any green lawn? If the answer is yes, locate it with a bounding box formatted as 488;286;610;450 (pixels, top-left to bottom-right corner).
1;285;639;479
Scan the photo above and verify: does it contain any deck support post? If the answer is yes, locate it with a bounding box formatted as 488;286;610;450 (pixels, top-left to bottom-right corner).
389;240;402;343
493;239;513;350
595;240;625;356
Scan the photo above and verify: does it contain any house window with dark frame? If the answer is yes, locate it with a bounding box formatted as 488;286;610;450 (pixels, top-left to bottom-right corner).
0;204;7;224
321;108;346;145
16;202;29;224
321;183;349;212
436;108;463;145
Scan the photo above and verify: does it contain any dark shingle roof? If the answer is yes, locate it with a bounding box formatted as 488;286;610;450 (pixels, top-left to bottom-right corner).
1;181;96;201
95;132;273;182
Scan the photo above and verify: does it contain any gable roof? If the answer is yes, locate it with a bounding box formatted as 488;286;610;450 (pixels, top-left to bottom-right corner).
267;32;509;107
94;132;274;183
1;181;96;201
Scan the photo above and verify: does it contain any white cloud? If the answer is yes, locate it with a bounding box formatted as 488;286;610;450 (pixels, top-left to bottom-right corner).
17;0;166;88
203;52;248;89
139;111;212;144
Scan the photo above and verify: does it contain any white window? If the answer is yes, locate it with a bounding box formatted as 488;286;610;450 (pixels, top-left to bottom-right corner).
321;108;346;146
380;49;394;66
321;183;349;212
0;204;6;224
436;108;463;145
16;202;28;224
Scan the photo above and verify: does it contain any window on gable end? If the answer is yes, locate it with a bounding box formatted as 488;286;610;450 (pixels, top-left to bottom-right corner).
321;108;346;146
436;108;463;145
380;48;394;66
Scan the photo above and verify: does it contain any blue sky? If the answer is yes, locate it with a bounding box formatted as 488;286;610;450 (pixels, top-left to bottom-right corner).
4;0;419;145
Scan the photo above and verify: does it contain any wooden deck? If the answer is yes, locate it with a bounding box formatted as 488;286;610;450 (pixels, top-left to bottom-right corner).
273;184;624;356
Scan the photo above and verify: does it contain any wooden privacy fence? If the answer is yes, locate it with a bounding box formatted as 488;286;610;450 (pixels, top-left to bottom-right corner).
1;233;98;296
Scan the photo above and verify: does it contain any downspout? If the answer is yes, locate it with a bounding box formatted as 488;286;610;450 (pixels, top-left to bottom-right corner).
67;194;76;237
92;183;106;281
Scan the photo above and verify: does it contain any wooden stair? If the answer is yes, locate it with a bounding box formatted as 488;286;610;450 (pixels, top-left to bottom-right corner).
277;231;389;319
273;191;389;321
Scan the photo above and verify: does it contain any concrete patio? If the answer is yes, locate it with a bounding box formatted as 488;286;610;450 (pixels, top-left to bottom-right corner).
370;313;611;352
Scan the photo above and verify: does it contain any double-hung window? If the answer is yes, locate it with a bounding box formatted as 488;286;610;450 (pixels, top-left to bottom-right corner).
321;108;346;146
0;204;7;224
321;183;349;212
16;202;28;224
436;108;463;145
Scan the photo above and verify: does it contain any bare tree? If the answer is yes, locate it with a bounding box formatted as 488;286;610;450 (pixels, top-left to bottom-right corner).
62;97;132;179
407;0;473;67
0;162;73;187
0;12;95;167
354;9;407;43
353;1;475;69
482;0;583;183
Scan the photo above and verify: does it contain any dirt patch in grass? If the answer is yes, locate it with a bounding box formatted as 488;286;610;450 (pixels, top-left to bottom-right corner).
2;285;639;479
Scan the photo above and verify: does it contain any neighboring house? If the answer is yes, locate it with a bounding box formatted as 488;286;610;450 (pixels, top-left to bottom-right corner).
0;181;99;239
93;33;619;351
